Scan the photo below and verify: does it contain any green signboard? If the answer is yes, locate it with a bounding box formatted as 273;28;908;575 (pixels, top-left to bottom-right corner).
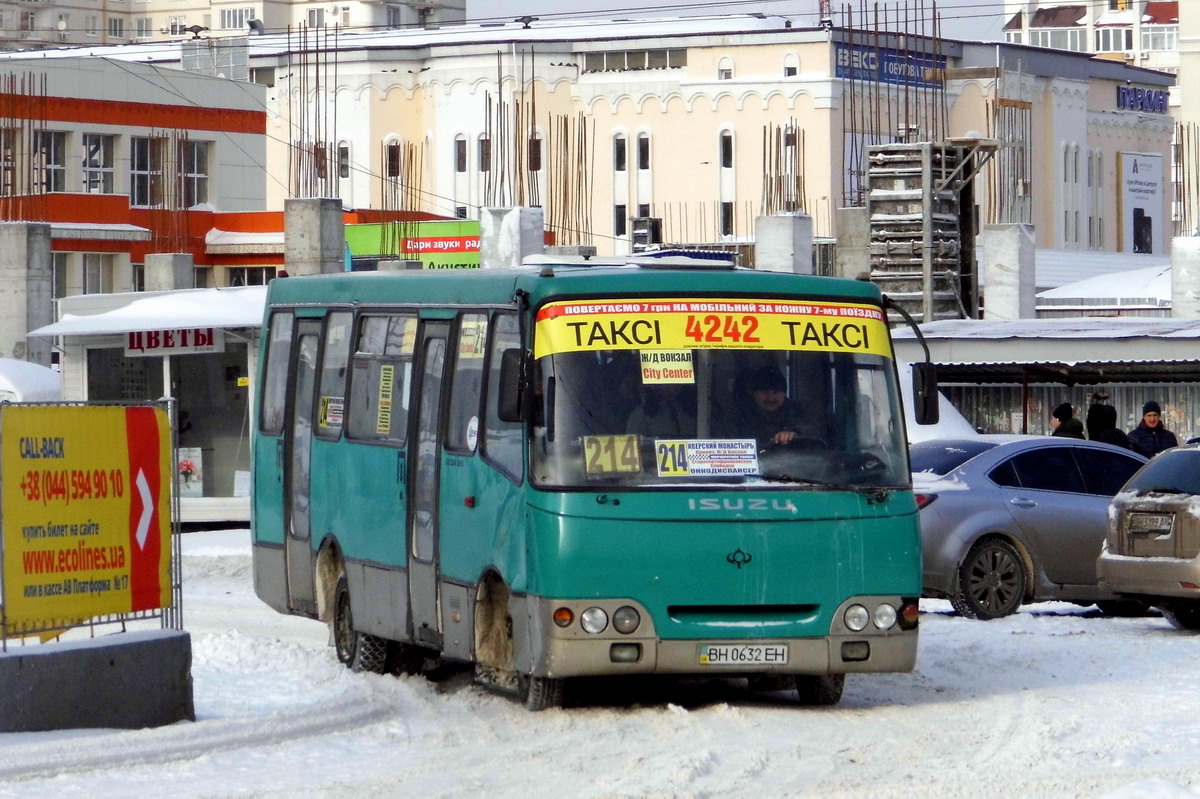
345;221;481;269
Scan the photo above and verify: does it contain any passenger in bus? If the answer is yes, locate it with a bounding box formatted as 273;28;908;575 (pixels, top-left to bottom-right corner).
626;382;696;438
730;365;821;450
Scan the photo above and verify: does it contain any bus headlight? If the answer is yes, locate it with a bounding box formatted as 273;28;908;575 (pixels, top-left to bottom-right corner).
873;603;898;630
844;604;870;632
613;606;640;634
580;607;609;634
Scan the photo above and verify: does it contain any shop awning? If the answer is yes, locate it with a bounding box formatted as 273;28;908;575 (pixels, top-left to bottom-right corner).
892;317;1200;385
28;285;268;337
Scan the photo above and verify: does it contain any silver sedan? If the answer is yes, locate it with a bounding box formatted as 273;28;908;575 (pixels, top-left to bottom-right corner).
912;436;1147;619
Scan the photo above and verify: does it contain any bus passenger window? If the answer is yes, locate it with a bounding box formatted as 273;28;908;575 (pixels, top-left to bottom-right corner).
346;314;415;445
447;313;487;453
315;311;352;440
483;313;522;480
260;311;294;435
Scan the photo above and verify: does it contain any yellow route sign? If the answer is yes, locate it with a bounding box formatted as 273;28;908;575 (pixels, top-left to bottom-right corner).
533;298;892;359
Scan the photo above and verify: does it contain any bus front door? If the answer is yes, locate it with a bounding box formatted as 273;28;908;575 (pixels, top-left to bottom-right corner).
285;321;320;614
408;322;447;649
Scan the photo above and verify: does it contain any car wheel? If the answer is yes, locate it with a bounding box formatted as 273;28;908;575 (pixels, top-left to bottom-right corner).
1094;599;1151;618
1162;601;1200;631
951;538;1027;620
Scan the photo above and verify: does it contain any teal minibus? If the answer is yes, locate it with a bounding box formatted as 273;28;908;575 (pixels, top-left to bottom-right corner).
252;257;932;709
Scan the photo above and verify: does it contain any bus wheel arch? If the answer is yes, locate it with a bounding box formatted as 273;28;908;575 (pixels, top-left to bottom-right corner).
314;537;343;624
474;573;516;681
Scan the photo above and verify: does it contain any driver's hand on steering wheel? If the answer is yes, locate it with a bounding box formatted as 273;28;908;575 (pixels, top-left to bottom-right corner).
771;430;797;445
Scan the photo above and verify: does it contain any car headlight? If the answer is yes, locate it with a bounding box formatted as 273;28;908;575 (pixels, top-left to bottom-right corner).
613;606;640;634
844;604;870;632
873;603;898;630
580;607;609;634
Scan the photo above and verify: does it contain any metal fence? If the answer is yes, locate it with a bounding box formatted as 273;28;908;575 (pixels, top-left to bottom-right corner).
943;383;1200;442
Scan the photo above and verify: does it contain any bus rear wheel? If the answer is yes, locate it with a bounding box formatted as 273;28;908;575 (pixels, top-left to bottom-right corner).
332;575;388;674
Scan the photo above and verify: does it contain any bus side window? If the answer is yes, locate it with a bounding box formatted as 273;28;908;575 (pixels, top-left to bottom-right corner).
346;313;415;445
260;311;294;435
482;312;523;481
446;313;487;453
314;310;352;440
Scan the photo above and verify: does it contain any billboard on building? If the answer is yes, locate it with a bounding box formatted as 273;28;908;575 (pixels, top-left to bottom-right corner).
0;405;173;633
345;220;481;269
1118;152;1164;255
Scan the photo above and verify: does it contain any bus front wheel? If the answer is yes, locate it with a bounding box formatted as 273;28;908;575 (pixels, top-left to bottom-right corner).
332;574;388;674
794;674;844;706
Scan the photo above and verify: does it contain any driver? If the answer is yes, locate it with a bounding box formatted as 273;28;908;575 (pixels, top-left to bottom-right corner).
736;365;820;450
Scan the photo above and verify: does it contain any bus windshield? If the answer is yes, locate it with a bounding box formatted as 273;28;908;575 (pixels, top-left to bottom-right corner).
529;297;909;490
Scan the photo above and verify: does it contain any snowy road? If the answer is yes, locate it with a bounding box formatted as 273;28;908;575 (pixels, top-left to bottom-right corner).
1;530;1197;799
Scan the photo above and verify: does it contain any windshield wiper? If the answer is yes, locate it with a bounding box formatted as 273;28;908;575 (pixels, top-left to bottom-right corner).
757;473;835;487
1139;486;1184;495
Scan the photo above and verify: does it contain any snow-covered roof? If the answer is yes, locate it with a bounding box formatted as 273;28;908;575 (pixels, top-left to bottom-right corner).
1033;249;1169;291
0;15;811;64
28;285;268;337
0;357;61;402
1037;264;1171;308
205;229;285;254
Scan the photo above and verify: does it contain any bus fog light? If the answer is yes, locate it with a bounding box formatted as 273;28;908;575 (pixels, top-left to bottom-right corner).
873;604;897;630
553;607;574;628
609;643;641;663
841;641;870;661
613;606;640;634
580;607;609;634
844;604;870;632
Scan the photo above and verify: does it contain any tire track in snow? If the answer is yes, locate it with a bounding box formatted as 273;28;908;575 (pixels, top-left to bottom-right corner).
0;695;399;782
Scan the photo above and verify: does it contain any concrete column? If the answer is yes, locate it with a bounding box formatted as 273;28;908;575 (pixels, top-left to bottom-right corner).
0;222;52;365
284;198;345;276
144;253;194;292
1171;236;1200;318
980;224;1036;320
754;213;813;273
479;207;544;268
833;207;871;280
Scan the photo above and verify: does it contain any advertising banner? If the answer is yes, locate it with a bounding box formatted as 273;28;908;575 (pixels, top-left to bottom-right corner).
1;406;173;632
345;220;481;269
533;298;892;359
1118;152;1164;255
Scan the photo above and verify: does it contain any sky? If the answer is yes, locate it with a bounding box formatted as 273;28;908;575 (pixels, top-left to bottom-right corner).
466;0;1009;43
2;528;1200;798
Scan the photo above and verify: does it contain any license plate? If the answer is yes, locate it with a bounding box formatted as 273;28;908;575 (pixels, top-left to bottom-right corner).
698;644;789;666
1129;512;1174;532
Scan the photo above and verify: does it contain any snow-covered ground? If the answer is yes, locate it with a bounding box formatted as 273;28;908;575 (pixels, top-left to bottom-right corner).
1;529;1198;799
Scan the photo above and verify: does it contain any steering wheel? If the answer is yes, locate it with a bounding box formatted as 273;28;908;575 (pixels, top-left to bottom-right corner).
760;435;827;454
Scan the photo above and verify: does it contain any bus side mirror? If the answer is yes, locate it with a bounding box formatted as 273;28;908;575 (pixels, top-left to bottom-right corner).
497;348;528;423
912;362;939;425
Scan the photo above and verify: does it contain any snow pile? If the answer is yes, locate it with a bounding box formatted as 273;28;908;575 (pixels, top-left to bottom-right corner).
0;530;1198;798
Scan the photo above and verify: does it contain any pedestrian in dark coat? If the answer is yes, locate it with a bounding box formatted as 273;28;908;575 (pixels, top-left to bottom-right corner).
1128;400;1179;457
1050;402;1085;439
1086;403;1130;449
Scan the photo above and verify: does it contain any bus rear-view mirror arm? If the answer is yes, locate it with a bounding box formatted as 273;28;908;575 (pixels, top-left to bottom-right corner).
497;347;529;423
882;295;939;426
